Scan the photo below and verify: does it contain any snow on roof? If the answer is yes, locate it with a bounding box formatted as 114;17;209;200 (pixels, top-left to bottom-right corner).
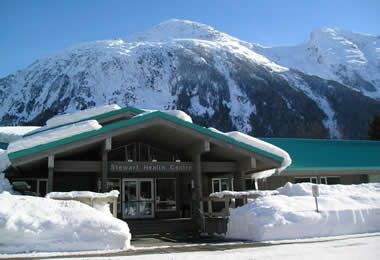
46;190;119;199
0;126;40;143
137;109;193;123
209;128;292;179
7;120;102;154
46;104;121;128
26;104;120;136
226;182;380;241
0;192;130;253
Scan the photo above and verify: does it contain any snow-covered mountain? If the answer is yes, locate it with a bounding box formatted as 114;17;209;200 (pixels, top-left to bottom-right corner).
1;19;379;139
254;28;380;99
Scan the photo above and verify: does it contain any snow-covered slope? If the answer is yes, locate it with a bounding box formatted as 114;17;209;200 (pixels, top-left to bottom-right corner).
254;28;380;98
1;20;380;139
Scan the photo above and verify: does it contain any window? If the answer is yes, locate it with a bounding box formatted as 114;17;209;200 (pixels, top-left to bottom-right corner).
245;178;257;190
295;177;317;184
320;177;340;185
212;178;233;193
156;178;176;211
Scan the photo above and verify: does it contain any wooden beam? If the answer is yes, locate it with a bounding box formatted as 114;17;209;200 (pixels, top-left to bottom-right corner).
186;140;210;156
55;160;102;173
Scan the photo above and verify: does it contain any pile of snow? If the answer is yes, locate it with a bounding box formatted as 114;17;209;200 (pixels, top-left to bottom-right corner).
7;120;102;153
226;182;380;241
0;149;10;172
0;126;40;143
210;190;279;199
0;192;131;253
0;173;15;194
136;109;193;123
209;128;291;179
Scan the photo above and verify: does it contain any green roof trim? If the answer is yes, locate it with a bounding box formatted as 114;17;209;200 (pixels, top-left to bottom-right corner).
9;110;284;163
23;106;144;137
261;138;380;171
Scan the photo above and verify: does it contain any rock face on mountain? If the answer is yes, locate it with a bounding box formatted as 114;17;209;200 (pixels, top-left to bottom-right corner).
1;19;379;139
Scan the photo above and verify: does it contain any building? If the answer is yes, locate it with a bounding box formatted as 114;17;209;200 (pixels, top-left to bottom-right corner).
3;105;380;233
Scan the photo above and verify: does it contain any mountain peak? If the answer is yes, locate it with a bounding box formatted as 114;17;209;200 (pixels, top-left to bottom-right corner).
124;19;229;42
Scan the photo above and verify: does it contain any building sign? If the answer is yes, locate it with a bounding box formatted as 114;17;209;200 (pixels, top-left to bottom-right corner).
109;161;193;173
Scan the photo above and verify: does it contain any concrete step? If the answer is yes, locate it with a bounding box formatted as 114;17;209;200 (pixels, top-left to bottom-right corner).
127;218;195;234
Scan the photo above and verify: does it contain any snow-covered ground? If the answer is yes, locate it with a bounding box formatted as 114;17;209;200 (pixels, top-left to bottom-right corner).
227;182;380;241
0;192;131;254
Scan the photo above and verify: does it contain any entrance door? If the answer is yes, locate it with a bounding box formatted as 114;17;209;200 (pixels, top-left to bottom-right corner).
122;179;154;219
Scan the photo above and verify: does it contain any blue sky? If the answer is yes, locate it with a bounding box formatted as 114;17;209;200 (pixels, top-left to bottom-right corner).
0;0;379;77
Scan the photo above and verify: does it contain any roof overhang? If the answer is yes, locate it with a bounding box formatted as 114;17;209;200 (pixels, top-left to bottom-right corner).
9;111;284;171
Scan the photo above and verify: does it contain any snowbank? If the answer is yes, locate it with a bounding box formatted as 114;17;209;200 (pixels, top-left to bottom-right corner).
0;173;15;194
7;120;102;153
0;149;10;172
209;128;291;179
226;183;380;241
0;126;40;143
0;193;131;253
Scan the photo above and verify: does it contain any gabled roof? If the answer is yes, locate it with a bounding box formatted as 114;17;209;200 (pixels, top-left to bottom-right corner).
23;106;144;137
262;138;380;172
8;110;285;164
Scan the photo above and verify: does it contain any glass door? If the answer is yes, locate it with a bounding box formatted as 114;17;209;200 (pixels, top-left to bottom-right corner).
122;179;154;219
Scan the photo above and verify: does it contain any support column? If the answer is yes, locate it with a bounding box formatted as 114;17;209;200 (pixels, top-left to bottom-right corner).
189;140;210;233
192;152;203;231
102;137;112;192
48;155;54;193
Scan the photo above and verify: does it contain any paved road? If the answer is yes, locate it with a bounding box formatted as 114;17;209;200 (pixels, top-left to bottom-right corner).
5;233;380;260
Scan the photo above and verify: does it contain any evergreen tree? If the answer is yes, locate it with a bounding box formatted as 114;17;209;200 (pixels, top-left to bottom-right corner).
368;114;380;140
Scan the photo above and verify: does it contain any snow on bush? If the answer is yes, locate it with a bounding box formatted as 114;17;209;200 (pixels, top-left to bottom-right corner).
0;173;15;194
226;182;380;241
0;193;131;253
7;120;102;153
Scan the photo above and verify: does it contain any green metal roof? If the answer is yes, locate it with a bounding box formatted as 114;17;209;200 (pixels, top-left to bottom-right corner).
262;138;380;171
23;106;144;137
8;110;285;164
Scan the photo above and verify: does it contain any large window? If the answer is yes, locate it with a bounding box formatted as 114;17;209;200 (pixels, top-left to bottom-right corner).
212;178;233;193
295;177;317;184
320;176;341;185
156;178;176;211
245;178;257;190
